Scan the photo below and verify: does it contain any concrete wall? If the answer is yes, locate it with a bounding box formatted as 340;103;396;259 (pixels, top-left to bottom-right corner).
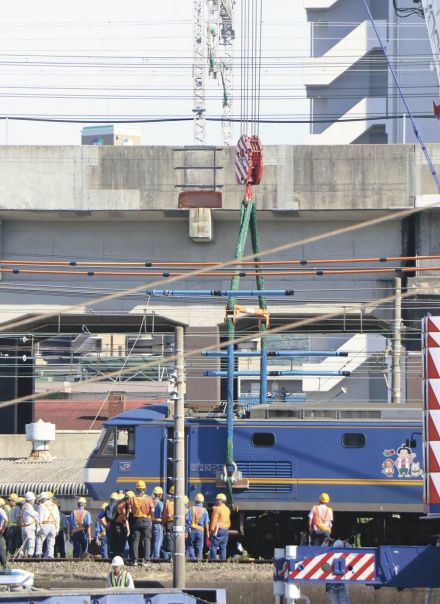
0;431;99;458
0;144;425;214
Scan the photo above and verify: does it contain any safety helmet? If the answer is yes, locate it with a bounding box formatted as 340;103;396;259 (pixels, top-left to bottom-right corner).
183;495;189;505
125;490;135;498
216;493;227;502
153;486;163;496
38;492;49;501
18;497;25;503
8;493;18;502
77;497;87;505
110;492;119;501
168;485;175;495
195;493;204;503
47;491;54;498
136;480;146;490
0;498;5;507
24;491;35;502
319;492;330;504
111;556;124;567
101;502;108;510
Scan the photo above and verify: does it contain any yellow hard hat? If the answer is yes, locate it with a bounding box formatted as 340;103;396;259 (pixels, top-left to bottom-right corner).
110;492;119;500
183;495;189;505
126;490;135;498
47;491;54;498
0;498;5;507
195;493;204;503
101;502;108;510
319;492;330;504
18;497;25;503
153;486;163;496
216;493;227;502
8;493;18;502
77;497;87;505
168;485;175;495
136;480;146;490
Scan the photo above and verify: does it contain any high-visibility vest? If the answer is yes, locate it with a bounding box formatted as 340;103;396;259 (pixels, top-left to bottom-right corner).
131;495;153;519
210;503;231;532
190;506;206;531
72;509;86;533
110;569;129;587
162;499;174;523
41;502;56;524
311;505;332;532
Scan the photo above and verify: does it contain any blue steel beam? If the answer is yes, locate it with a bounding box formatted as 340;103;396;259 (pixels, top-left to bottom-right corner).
204;369;351;377
274;545;440;590
145;289;294;297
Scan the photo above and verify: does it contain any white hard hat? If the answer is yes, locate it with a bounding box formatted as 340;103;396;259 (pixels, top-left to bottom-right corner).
111;556;124;567
38;492;49;501
24;491;35;502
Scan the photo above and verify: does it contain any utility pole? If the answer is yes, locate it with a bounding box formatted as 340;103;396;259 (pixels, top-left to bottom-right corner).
173;326;186;588
193;0;206;143
392;276;402;403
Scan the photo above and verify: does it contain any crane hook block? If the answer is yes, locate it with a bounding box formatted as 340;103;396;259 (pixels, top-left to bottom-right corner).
235;135;264;186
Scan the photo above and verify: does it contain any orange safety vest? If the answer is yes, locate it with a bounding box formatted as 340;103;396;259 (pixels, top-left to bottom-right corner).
162;499;174;523
190;506;205;532
311;505;332;532
72;509;86;533
210;503;231;532
131;495;153;519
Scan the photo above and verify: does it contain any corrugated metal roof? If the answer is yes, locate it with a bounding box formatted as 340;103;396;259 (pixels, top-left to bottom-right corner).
0;457;88;497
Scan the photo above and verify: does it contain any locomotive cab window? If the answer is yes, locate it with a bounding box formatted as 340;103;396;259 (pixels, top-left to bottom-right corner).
341;433;366;448
252;432;275;447
98;426;135;456
116;427;135;456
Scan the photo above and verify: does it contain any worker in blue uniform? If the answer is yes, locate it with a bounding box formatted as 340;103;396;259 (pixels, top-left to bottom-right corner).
186;493;210;560
95;502;109;559
68;497;92;558
151;486;164;560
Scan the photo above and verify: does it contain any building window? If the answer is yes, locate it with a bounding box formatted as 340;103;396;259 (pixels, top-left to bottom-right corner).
341;433;366;448
252;432;275;447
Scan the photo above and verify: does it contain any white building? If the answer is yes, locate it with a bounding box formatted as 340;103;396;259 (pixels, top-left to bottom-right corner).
303;0;438;144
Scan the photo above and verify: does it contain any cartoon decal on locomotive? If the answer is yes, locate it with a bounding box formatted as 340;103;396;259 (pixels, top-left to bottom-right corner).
381;444;423;479
84;403;431;556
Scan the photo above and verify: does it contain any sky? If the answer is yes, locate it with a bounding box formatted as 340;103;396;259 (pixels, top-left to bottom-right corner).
0;0;309;146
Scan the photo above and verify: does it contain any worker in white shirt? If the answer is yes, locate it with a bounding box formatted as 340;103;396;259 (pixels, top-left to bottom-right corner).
20;492;40;558
105;556;135;588
35;492;60;558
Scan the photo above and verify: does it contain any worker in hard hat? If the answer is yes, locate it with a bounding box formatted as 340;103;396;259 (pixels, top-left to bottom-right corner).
95;502;109;559
68;497;92;558
308;493;333;546
0;498;8;567
209;493;231;560
151;486;164;560
129;480;154;565
9;495;23;555
109;490;131;560
35;491;60;558
105;555;135;588
161;485;175;561
54;501;68;558
21;492;40;558
5;493;19;556
100;492;121;559
186;493;210;561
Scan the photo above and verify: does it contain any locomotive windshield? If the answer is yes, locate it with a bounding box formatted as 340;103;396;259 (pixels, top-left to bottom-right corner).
93;426;135;456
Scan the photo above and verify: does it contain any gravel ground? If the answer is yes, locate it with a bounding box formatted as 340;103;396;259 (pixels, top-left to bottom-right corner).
10;561;440;604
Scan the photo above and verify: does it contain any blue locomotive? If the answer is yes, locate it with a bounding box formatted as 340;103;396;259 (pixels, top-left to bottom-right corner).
84;402;428;556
